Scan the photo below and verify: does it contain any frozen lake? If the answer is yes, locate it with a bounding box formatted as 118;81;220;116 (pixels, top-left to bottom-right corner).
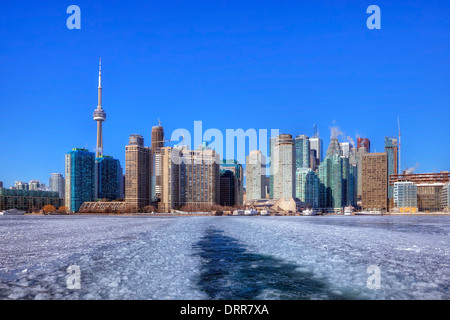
0;215;448;300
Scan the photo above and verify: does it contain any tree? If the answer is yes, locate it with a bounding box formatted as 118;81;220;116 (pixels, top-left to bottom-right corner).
58;206;67;214
43;205;56;214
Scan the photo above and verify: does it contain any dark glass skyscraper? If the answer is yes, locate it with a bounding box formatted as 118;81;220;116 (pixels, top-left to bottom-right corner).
96;156;122;201
295;135;310;170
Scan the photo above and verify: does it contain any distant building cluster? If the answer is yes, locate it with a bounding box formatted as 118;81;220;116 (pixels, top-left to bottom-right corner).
4;62;448;214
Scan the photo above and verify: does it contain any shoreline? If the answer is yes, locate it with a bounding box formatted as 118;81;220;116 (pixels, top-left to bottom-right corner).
21;212;450;217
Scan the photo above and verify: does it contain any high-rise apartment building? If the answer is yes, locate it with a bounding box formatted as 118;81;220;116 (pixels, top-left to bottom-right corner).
272;134;295;199
150;124;165;203
361;152;388;211
442;182;450;210
158;146;183;212
49;173;65;199
269;136;276;199
295;168;319;208
220;159;244;205
385;137;398;200
125;135;151;210
29;180;41;191
356;146;368;199
182;147;220;209
95;156;122;201
65;148;96;213
246;150;265;201
295;135;310;170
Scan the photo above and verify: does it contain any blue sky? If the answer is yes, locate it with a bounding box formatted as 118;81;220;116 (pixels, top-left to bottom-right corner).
0;0;449;187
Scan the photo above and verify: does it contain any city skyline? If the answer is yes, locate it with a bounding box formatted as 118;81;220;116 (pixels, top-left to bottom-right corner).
1;1;449;187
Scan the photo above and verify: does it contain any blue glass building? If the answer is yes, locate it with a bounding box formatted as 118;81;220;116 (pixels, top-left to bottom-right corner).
65;148;95;213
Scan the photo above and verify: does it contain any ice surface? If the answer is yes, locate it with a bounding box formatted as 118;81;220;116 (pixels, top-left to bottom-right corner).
0;215;448;300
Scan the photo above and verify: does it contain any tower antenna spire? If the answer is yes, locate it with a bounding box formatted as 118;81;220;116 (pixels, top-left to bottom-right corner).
398;116;401;174
93;59;106;158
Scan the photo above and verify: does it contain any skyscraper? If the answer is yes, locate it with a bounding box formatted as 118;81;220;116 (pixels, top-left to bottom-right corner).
125;135;151;210
158;146;183;212
295;135;310;170
65;148;96;213
151;123;165;203
221;159;244;205
49;173;65;199
357;138;371;153
272;134;295;199
95;156;122;201
295;168;319;208
362;152;388;211
309;137;323;163
356;146;368;200
151;123;165;150
182;147;220;209
385;137;398;200
340;142;350;158
93;59;106;158
246;150;265;201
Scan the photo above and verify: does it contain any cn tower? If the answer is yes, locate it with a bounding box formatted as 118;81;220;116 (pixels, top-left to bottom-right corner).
93;59;106;158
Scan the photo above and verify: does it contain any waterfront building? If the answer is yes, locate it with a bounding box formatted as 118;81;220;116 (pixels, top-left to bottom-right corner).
417;184;444;212
246;150;266;201
125;134;151;210
182;146;220;209
361;152;388;211
442;182;450;210
295;135;310;170
272;134;295;199
158;146;183;212
394;181;417;211
65;148;96;213
0;188;63;212
49;173;65;199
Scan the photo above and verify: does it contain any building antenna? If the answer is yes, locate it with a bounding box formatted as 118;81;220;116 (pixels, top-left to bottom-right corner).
398;116;401;174
158;117;161;127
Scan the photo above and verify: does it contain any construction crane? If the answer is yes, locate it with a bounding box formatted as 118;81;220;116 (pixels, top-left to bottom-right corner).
398;116;401;174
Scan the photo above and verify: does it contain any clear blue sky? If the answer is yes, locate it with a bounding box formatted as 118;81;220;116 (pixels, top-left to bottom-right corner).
0;0;449;188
